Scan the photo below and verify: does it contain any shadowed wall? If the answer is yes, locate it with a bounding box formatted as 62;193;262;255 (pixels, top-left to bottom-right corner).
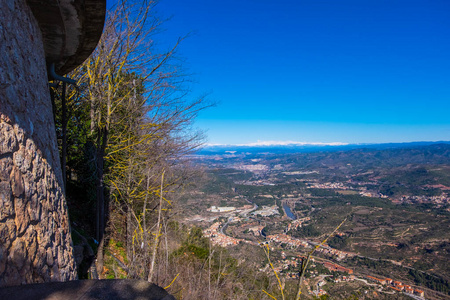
0;0;77;286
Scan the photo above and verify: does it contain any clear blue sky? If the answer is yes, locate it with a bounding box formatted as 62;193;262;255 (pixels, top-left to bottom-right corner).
154;0;450;145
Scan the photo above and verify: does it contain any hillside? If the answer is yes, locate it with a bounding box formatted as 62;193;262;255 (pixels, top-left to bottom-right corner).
175;143;450;299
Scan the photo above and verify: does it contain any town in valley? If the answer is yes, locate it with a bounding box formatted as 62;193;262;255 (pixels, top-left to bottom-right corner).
176;143;450;300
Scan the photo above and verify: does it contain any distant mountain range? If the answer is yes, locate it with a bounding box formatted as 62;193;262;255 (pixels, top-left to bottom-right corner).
198;141;450;155
207;141;349;147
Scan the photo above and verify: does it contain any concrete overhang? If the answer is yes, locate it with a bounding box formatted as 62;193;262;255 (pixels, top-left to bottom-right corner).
26;0;106;75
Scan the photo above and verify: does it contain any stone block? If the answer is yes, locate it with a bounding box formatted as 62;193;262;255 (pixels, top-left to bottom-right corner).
0;181;14;222
33;246;47;270
9;239;26;270
0;122;17;154
27;193;42;223
0;156;13;181
10;167;24;197
14;195;30;236
46;247;54;267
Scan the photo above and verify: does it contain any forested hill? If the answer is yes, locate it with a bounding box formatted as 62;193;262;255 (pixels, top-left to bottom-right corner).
284;143;450;169
198;142;450;168
199;141;450;156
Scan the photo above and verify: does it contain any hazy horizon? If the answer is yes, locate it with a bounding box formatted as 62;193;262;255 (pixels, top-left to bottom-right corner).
204;139;450;147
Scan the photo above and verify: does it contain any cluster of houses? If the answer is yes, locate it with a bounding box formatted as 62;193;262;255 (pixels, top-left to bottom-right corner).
334;275;356;283
365;275;425;297
258;251;426;299
266;234;309;248
307;182;349;189
313;288;328;297
322;261;353;274
203;211;427;298
286;217;310;232
315;245;355;261
203;222;244;247
397;194;449;207
235;164;269;172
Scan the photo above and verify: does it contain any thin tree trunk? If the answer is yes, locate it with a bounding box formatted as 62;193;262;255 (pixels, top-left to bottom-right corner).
142;170;150;263
90;106;94;134
126;203;133;261
96;237;105;277
95;129;103;241
163;219;169;282
95;127;108;277
124;139;133;260
148;170;165;283
213;251;223;300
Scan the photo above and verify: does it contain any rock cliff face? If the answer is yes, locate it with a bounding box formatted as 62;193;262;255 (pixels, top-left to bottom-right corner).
0;0;77;286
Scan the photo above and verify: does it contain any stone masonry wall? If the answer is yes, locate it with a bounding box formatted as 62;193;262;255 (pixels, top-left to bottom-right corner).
0;0;77;286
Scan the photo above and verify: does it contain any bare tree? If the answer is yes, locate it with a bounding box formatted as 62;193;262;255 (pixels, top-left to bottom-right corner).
65;0;209;278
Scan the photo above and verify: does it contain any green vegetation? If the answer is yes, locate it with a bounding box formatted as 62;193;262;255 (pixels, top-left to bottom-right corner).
308;189;337;197
180;143;450;298
291;224;321;238
408;269;450;295
167;225;285;299
56;0;214;291
327;235;348;250
346;256;450;295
